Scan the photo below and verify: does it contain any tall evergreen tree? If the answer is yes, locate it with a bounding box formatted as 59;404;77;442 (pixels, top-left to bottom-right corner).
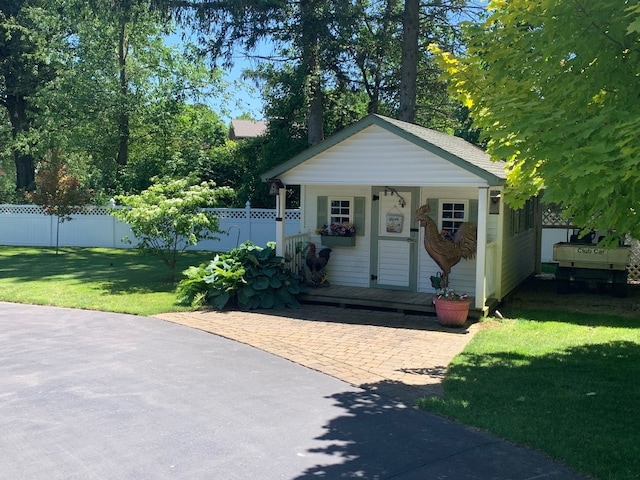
398;0;419;122
0;0;63;189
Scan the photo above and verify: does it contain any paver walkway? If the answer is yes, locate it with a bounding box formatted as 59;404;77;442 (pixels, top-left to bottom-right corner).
156;305;480;404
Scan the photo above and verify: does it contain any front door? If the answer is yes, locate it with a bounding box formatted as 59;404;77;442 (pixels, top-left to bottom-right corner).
370;187;419;290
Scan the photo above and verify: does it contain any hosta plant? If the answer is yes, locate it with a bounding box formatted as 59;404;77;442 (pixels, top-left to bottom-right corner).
176;241;305;310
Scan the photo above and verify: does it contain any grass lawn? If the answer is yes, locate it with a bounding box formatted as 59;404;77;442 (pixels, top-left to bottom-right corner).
0;246;216;316
419;309;640;480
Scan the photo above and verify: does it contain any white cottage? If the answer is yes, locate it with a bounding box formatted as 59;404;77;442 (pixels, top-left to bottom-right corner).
262;114;539;314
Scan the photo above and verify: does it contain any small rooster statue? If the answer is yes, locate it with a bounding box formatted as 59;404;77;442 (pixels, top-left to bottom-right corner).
305;243;332;286
416;203;477;289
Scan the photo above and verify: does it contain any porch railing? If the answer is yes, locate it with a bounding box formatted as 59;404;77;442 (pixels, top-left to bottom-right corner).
283;233;310;278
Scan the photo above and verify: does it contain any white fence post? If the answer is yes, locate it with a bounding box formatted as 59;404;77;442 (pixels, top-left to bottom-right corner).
245;200;252;243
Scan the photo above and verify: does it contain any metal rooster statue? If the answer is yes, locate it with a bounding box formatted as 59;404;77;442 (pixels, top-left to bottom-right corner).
416;204;477;289
305;243;332;286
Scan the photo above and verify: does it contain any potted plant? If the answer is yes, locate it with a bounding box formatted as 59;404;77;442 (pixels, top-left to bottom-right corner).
316;222;356;247
433;287;471;327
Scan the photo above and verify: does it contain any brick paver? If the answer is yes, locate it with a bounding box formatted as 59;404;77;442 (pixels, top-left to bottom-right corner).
154;305;479;404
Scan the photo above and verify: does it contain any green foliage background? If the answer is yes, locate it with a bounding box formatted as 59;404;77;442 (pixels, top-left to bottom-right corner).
432;0;640;240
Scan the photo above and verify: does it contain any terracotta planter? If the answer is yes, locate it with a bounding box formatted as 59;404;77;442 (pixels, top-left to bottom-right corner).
320;235;356;247
433;297;471;327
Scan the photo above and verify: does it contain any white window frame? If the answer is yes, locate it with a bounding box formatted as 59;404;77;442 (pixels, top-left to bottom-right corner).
439;199;468;236
328;197;353;225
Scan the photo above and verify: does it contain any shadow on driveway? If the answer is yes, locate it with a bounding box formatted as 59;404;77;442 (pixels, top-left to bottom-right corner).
0;302;584;479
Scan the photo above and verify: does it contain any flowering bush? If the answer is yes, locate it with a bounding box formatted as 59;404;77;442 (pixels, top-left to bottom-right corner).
435;287;469;301
316;222;356;237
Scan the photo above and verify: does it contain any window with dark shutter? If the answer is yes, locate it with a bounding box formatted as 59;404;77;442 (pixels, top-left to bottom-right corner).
439;200;469;236
316;196;365;237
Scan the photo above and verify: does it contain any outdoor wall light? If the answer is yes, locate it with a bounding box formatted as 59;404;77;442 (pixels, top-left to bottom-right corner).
490;190;501;215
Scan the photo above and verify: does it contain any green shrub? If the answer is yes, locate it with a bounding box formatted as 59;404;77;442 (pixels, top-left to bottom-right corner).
112;178;227;281
176;241;305;310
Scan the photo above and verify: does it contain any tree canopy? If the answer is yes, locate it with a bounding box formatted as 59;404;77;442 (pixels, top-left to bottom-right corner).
432;0;640;240
165;0;478;143
2;0;484;208
0;0;228;202
0;0;64;189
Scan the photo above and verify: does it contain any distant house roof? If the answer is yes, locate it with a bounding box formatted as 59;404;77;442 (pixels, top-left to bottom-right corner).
229;119;267;140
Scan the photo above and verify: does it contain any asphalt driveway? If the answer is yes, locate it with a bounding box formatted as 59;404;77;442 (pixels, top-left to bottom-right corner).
0;302;584;479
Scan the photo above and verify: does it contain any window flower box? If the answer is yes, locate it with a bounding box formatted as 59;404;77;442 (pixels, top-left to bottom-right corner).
316;223;356;247
321;235;356;247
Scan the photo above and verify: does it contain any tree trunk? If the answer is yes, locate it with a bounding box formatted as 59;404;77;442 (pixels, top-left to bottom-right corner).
14;152;35;191
398;0;419;123
300;0;324;146
5;93;35;189
116;19;130;165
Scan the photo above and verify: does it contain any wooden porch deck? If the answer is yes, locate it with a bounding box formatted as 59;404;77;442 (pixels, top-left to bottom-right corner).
299;285;493;319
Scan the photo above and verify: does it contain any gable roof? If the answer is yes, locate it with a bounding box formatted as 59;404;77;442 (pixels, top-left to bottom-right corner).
229;119;267;140
262;114;506;185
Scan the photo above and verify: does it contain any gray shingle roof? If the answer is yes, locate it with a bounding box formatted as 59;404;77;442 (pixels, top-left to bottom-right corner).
262;114;506;184
377;115;506;180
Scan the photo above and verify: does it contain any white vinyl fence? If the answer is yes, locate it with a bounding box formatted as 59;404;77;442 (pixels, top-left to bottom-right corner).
3;203;637;280
0;203;301;253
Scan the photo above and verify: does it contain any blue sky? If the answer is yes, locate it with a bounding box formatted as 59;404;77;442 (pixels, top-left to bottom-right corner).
166;32;266;123
213;55;266;122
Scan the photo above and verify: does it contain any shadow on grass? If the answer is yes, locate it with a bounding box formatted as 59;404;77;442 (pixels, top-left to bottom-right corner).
419;341;640;480
0;247;215;295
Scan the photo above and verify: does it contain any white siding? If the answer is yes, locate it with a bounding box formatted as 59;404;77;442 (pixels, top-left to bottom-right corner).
416;187;477;295
500;206;537;297
304;185;482;291
281;125;489;187
304;185;371;287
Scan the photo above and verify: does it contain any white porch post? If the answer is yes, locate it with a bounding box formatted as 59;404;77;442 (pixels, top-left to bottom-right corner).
275;187;286;256
474;187;489;310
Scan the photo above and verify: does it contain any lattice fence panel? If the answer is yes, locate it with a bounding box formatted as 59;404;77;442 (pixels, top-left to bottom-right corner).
627;238;640;282
542;205;572;228
205;208;301;221
0;204;302;252
0;205;126;216
0;204;44;215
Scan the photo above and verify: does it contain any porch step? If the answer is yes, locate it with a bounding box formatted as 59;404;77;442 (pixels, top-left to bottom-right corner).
299;285;490;319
